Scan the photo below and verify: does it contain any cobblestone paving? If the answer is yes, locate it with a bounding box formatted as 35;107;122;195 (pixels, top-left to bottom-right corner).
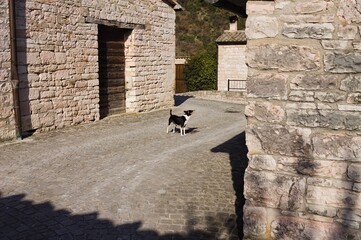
0;97;247;240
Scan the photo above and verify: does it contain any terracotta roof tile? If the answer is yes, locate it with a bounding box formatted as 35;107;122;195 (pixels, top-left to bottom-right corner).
216;30;246;44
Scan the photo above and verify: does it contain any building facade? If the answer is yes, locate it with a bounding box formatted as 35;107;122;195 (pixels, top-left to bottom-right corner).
216;22;247;92
0;0;180;141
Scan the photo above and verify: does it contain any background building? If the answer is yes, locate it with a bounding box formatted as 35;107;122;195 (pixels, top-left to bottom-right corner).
0;0;180;141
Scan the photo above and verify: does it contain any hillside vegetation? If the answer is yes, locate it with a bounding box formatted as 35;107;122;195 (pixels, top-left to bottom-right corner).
175;0;245;57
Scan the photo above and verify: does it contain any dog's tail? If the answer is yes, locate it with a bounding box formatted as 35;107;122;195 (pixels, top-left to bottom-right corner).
170;109;172;116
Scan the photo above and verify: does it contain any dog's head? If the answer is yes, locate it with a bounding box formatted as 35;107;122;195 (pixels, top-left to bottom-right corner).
184;110;194;116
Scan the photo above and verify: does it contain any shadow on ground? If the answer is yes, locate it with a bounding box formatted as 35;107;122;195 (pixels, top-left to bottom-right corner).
0;193;238;240
211;132;249;239
174;95;193;107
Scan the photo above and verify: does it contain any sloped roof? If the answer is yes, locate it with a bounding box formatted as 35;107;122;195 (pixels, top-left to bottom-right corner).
206;0;247;16
216;30;246;44
163;0;183;11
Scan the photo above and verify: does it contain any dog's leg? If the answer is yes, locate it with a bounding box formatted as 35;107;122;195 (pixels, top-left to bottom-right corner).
167;125;169;133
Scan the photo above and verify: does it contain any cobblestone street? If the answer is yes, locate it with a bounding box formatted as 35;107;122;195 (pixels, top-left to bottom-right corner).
0;97;247;240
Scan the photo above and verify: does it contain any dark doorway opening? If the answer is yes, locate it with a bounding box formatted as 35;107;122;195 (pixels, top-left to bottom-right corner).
98;25;126;119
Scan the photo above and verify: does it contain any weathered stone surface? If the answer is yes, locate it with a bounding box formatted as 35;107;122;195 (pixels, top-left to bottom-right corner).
245;101;285;123
325;51;361;73
243;203;268;238
247;73;288;100
280;14;335;23
337;208;361;224
308;177;354;190
272;216;361;239
247;44;321;71
290;74;340;90
248;124;312;157
245;129;264;156
248;154;277;171
246;1;275;15
244;171;306;211
246;16;278;39
337;0;361;24
337;25;359;40
293;1;330;14
322;40;349;50
307;185;361;209
314;91;347;102
340;75;361;93
338;104;361;111
282;23;334;39
348;164;361;182
289;90;315;102
347;93;361;104
307;204;337;218
312;133;361;161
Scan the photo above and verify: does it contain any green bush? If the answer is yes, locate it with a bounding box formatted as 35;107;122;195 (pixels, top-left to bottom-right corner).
184;44;217;91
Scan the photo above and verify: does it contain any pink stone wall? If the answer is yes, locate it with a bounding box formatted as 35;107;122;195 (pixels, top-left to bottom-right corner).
244;0;361;239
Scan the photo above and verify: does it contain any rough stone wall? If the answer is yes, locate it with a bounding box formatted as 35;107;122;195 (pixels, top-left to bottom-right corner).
244;0;361;239
0;2;15;141
0;0;175;140
217;44;247;91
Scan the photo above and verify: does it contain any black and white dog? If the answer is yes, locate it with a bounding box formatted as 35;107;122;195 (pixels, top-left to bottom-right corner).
167;110;194;136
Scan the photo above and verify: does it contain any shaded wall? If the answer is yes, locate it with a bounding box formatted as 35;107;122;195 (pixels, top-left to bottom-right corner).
244;0;361;239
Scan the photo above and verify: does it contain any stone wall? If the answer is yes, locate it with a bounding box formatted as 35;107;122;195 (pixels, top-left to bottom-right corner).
217;44;247;91
0;0;176;141
244;0;361;239
0;2;15;140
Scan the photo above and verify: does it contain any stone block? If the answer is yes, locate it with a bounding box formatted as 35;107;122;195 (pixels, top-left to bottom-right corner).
340;75;361;93
325;51;361;73
337;25;359;40
348;164;361;182
282;23;334;39
290;74;339;90
293;1;329;14
338;104;361;111
243;204;268;238
246;1;275;15
244;171;306;211
312;133;361;161
307;185;361;209
307;204;337;218
322;40;349;50
271;216;360;239
337;0;361;24
246;16;278;39
314;91;347;102
247;43;321;71
346;93;361;104
245;101;285;123
248;154;277;171
247;73;288;100
289;91;314;102
248;124;312;157
245;126;264;155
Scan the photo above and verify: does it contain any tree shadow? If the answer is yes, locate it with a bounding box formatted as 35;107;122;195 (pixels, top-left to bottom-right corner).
0;193;238;240
211;132;249;239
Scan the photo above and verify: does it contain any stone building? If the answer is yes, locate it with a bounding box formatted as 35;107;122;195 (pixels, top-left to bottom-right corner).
0;0;181;141
216;16;247;91
210;0;361;239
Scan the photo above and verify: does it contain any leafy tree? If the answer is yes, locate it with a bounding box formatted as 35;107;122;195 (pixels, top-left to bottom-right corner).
184;43;217;91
